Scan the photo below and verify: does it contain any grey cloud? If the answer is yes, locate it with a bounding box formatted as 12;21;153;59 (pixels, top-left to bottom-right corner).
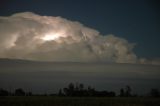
0;60;160;94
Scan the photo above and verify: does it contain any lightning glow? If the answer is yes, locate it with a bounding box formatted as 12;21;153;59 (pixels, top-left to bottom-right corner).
42;33;60;41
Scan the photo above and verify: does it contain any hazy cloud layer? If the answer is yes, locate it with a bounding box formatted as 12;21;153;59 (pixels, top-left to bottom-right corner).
0;12;159;65
0;60;160;94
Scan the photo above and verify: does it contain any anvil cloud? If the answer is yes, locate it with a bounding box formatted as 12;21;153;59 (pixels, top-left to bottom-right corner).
0;12;159;65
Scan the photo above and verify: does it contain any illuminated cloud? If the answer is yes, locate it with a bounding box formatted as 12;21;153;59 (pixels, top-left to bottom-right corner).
0;12;159;65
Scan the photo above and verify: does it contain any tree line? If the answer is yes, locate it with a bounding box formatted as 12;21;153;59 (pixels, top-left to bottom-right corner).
0;83;160;97
60;83;115;97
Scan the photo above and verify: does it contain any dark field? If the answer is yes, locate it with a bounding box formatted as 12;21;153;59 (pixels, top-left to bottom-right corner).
0;96;160;106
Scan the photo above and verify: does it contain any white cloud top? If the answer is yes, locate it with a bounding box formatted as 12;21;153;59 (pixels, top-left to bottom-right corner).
0;12;159;65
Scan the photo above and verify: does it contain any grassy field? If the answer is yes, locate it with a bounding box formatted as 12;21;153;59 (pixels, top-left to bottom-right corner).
0;96;160;106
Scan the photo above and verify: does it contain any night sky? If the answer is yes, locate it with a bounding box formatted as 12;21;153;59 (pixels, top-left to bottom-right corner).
0;0;160;59
0;0;160;94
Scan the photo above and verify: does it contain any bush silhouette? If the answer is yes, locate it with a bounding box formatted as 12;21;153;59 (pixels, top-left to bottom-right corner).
15;88;25;96
0;88;9;96
150;88;160;97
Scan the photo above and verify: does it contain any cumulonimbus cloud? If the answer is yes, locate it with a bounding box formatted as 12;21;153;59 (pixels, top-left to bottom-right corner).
0;12;159;65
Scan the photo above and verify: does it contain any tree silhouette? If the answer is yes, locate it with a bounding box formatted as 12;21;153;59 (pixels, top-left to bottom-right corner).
68;83;75;96
150;88;160;97
119;85;132;97
0;88;9;96
15;88;25;96
58;89;63;96
120;88;125;97
125;85;131;97
68;83;74;91
62;82;115;97
63;87;69;96
26;91;32;96
79;83;84;91
1;85;160;97
87;86;95;96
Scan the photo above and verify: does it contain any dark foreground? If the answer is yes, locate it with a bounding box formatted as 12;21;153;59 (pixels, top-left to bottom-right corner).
0;96;160;106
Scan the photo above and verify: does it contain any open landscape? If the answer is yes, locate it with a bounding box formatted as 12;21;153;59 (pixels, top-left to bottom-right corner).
0;59;160;106
0;0;160;105
1;96;160;106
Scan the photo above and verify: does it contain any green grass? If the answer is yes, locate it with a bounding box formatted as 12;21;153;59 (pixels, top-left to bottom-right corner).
0;96;160;106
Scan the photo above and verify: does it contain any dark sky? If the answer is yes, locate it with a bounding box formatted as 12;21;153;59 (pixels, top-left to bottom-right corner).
0;0;160;58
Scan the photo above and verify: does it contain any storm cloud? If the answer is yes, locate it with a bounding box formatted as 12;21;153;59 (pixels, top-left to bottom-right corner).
0;12;159;65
